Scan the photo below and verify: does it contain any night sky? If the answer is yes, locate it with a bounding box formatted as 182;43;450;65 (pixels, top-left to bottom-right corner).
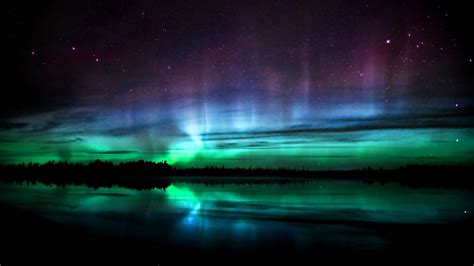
2;0;474;169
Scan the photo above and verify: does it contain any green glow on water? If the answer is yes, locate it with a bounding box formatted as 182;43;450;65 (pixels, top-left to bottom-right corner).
1;181;472;225
0;181;472;248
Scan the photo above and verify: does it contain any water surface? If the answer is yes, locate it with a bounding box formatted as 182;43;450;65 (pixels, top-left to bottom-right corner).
1;179;472;251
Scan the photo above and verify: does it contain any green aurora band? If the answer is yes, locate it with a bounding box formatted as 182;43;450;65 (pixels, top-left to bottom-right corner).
1;117;473;169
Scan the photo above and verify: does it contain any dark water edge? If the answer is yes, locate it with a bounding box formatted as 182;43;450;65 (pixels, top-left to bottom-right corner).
2;162;474;190
2;203;472;265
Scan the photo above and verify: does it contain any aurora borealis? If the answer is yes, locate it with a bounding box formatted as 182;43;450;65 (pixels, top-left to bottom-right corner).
2;0;474;169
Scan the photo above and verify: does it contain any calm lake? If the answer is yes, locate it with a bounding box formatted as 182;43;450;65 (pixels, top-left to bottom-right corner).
1;178;472;253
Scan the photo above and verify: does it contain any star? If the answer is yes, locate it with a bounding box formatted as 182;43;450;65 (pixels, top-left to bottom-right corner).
386;39;391;44
95;58;99;62
31;51;35;55
72;46;76;51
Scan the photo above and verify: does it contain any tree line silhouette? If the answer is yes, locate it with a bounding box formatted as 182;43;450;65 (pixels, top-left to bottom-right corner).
0;160;472;189
172;164;474;188
0;160;172;190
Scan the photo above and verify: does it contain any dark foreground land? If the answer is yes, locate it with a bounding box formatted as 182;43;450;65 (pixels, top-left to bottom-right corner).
1;160;473;189
1;203;472;265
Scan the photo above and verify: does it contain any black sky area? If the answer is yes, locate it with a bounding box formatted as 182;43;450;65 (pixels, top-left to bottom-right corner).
4;0;474;119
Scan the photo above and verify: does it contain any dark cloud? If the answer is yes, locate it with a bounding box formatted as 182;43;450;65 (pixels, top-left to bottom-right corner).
0;121;29;130
26;109;99;133
42;137;84;144
99;119;185;137
0;138;20;143
30;120;62;133
87;151;136;155
202;112;474;142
